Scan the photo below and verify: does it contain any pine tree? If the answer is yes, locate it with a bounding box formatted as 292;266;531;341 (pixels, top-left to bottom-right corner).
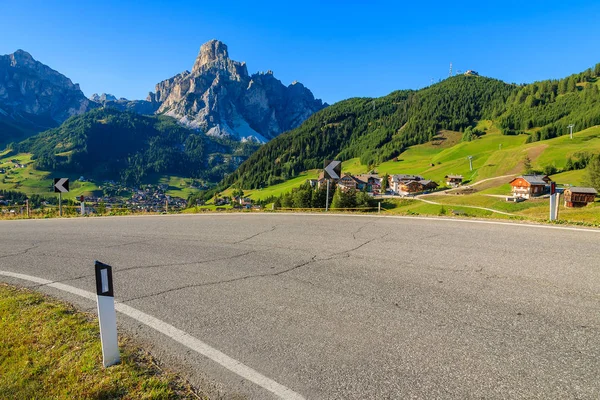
558;79;568;94
594;63;600;76
523;155;533;174
567;77;577;93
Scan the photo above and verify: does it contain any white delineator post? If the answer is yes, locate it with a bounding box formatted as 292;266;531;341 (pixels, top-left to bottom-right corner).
549;193;556;221
549;182;559;221
95;261;120;367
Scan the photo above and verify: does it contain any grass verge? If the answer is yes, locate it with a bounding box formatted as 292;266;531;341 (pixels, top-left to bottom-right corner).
0;283;204;399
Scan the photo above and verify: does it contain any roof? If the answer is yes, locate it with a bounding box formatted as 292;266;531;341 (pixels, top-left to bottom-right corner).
510;175;547;186
391;174;423;182
353;174;380;184
445;175;463;180
566;187;598;194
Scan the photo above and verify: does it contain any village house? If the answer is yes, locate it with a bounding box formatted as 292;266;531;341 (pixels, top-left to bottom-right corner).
388;174;424;194
509;175;552;199
353;174;381;194
397;179;439;195
337;175;358;192
563;187;597;207
445;175;463;187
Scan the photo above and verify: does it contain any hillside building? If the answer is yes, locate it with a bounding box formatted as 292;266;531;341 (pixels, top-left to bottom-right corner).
445;175;463;187
563;187;597;207
509;175;552;199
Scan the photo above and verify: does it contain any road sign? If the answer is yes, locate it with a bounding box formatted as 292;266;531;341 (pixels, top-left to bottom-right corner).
323;160;342;180
53;178;69;193
95;261;119;367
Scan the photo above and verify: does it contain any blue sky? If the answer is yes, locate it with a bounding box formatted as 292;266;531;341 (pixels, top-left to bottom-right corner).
2;0;599;104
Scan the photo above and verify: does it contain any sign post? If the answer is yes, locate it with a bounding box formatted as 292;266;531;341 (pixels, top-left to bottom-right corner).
95;261;120;367
323;160;341;212
53;178;69;216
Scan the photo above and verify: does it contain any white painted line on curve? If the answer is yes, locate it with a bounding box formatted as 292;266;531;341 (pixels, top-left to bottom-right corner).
0;270;305;400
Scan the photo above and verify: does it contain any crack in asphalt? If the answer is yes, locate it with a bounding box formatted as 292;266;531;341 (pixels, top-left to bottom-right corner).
114;250;259;273
104;238;156;249
231;225;278;244
0;242;43;259
118;231;396;304
351;224;369;240
119;255;318;304
327;232;392;259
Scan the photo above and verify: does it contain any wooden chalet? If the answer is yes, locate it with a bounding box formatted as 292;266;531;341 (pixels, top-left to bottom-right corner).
399;180;422;194
337;175;358;192
419;180;439;191
563;187;597;207
509;175;552;199
445;174;463;187
354;174;381;194
389;174;424;194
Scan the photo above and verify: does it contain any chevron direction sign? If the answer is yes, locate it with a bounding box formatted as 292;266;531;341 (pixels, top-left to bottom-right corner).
323;160;342;180
53;178;69;193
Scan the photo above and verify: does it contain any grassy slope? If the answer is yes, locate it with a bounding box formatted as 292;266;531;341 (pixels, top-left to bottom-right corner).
0;284;199;399
0;152;197;200
353;123;600;186
0;152;101;199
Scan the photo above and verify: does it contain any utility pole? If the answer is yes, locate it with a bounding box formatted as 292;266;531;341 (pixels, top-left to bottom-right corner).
568;124;575;139
325;179;330;211
467;156;474;171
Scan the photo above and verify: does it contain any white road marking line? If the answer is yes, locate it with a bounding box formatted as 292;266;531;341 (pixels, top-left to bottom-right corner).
0;270;305;400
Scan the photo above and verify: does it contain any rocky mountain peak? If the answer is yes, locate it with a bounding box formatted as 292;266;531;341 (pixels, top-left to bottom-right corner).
10;49;35;66
153;40;326;142
90;93;118;102
193;39;229;70
0;50;93;134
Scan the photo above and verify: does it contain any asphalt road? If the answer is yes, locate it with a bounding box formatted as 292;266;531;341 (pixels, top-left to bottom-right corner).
1;214;599;399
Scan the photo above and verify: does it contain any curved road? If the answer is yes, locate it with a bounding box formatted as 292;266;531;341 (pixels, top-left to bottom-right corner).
1;214;599;399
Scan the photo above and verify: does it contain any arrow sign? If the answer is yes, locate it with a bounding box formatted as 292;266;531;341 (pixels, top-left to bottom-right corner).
54;178;69;193
324;160;342;180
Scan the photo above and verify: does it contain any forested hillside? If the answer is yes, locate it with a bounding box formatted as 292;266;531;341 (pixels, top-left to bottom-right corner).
16;108;260;185
224;75;514;189
499;64;600;140
225;64;600;190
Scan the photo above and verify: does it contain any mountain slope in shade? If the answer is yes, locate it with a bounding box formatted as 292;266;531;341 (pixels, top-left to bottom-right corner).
0;50;94;145
151;40;326;142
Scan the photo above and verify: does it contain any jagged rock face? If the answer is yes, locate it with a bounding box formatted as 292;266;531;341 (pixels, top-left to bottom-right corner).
90;93;118;102
90;92;159;115
0;50;93;129
154;40;326;142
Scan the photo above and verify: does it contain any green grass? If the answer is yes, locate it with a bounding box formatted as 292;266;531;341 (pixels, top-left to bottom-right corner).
0;153;202;200
222;170;319;201
0;284;202;399
0;153;102;199
550;169;587;186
